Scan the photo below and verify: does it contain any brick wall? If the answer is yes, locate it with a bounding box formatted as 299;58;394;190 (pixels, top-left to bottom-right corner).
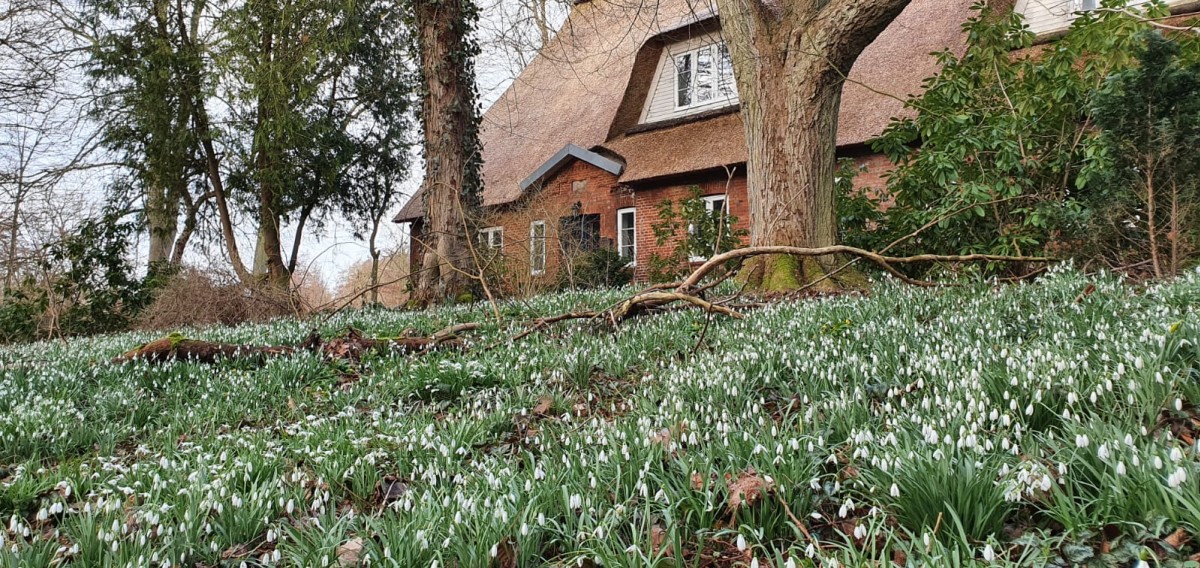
405;151;897;288
629;174;751;280
476;160;631;293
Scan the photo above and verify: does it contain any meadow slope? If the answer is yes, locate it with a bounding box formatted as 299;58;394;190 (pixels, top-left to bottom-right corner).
1;268;1199;567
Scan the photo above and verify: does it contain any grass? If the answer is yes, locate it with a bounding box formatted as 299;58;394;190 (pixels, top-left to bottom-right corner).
1;266;1198;566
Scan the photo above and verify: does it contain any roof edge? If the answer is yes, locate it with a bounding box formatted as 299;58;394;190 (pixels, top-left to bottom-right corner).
518;143;624;192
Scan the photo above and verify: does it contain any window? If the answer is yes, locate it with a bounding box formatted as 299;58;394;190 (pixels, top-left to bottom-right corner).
688;195;731;262
478;226;503;250
1077;0;1097;10
559;213;601;252
675;42;736;110
617;207;636;264
703;194;728;217
530;221;546;275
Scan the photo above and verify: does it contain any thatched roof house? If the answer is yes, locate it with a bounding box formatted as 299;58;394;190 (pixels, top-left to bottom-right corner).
393;0;1011;284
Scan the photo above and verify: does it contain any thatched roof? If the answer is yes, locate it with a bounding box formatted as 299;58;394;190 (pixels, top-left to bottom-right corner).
396;0;973;221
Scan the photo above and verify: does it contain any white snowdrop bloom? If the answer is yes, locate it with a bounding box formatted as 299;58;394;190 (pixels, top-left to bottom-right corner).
1116;462;1126;475
983;544;995;561
853;524;867;539
1097;444;1110;460
787;558;798;568
750;558;759;568
1168;467;1188;488
1155;456;1164;469
1176;398;1184;411
490;543;498;558
1075;434;1090;448
1171;447;1184;462
736;534;747;551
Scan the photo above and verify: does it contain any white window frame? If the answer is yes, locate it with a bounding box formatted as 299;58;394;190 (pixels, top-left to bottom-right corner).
673;41;737;111
530;220;547;276
478;226;504;251
689;195;731;262
616;207;637;266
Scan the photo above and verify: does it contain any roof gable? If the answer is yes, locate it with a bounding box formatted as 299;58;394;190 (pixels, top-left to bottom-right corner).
520;144;624;192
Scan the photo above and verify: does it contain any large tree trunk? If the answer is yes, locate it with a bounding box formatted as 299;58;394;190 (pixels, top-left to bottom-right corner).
252;4;292;292
145;182;179;270
716;0;911;291
411;0;482;304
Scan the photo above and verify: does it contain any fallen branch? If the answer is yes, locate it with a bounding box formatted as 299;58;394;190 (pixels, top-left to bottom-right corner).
112;334;295;364
679;245;1052;291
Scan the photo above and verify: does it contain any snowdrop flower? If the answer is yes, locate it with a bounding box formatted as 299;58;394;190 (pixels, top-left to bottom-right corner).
1168;467;1187;488
736;534;747;551
1075;434;1089;448
983;544;995;562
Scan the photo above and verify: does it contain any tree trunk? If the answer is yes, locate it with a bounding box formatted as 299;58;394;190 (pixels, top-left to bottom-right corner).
145;182;179;271
411;0;482;304
368;210;382;305
716;0;911;291
252;5;291;292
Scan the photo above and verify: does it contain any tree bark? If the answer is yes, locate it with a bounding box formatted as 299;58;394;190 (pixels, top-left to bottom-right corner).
252;2;291;292
145;181;179;270
411;0;482;304
716;0;912;291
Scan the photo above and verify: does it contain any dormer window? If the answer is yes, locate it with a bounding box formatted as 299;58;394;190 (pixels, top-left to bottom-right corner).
640;33;739;125
674;42;736;110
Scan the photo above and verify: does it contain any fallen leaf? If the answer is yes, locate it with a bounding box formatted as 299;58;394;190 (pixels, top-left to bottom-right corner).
1165;528;1190;549
336;537;363;567
376;475;407;505
691;471;705;491
726;468;774;515
494;536;518;568
532;396;554;416
650;524;673;557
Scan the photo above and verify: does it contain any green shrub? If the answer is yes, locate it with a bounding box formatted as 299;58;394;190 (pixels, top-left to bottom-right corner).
559;248;632;289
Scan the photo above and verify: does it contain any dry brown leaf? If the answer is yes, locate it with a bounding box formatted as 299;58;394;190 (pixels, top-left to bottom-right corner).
691;471;705;491
650;524;673;557
1165;528;1190;549
726;468;774;515
336;537;364;567
532;396;554;416
221;542;254;560
376;475;407;505
494;536;518;568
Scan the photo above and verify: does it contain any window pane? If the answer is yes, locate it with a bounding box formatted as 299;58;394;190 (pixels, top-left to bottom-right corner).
717;43;736;98
675;53;692;107
618;211;635;260
710;198;726;215
695;46;713;103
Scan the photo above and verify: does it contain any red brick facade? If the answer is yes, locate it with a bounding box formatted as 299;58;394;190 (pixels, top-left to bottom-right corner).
409;152;895;286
